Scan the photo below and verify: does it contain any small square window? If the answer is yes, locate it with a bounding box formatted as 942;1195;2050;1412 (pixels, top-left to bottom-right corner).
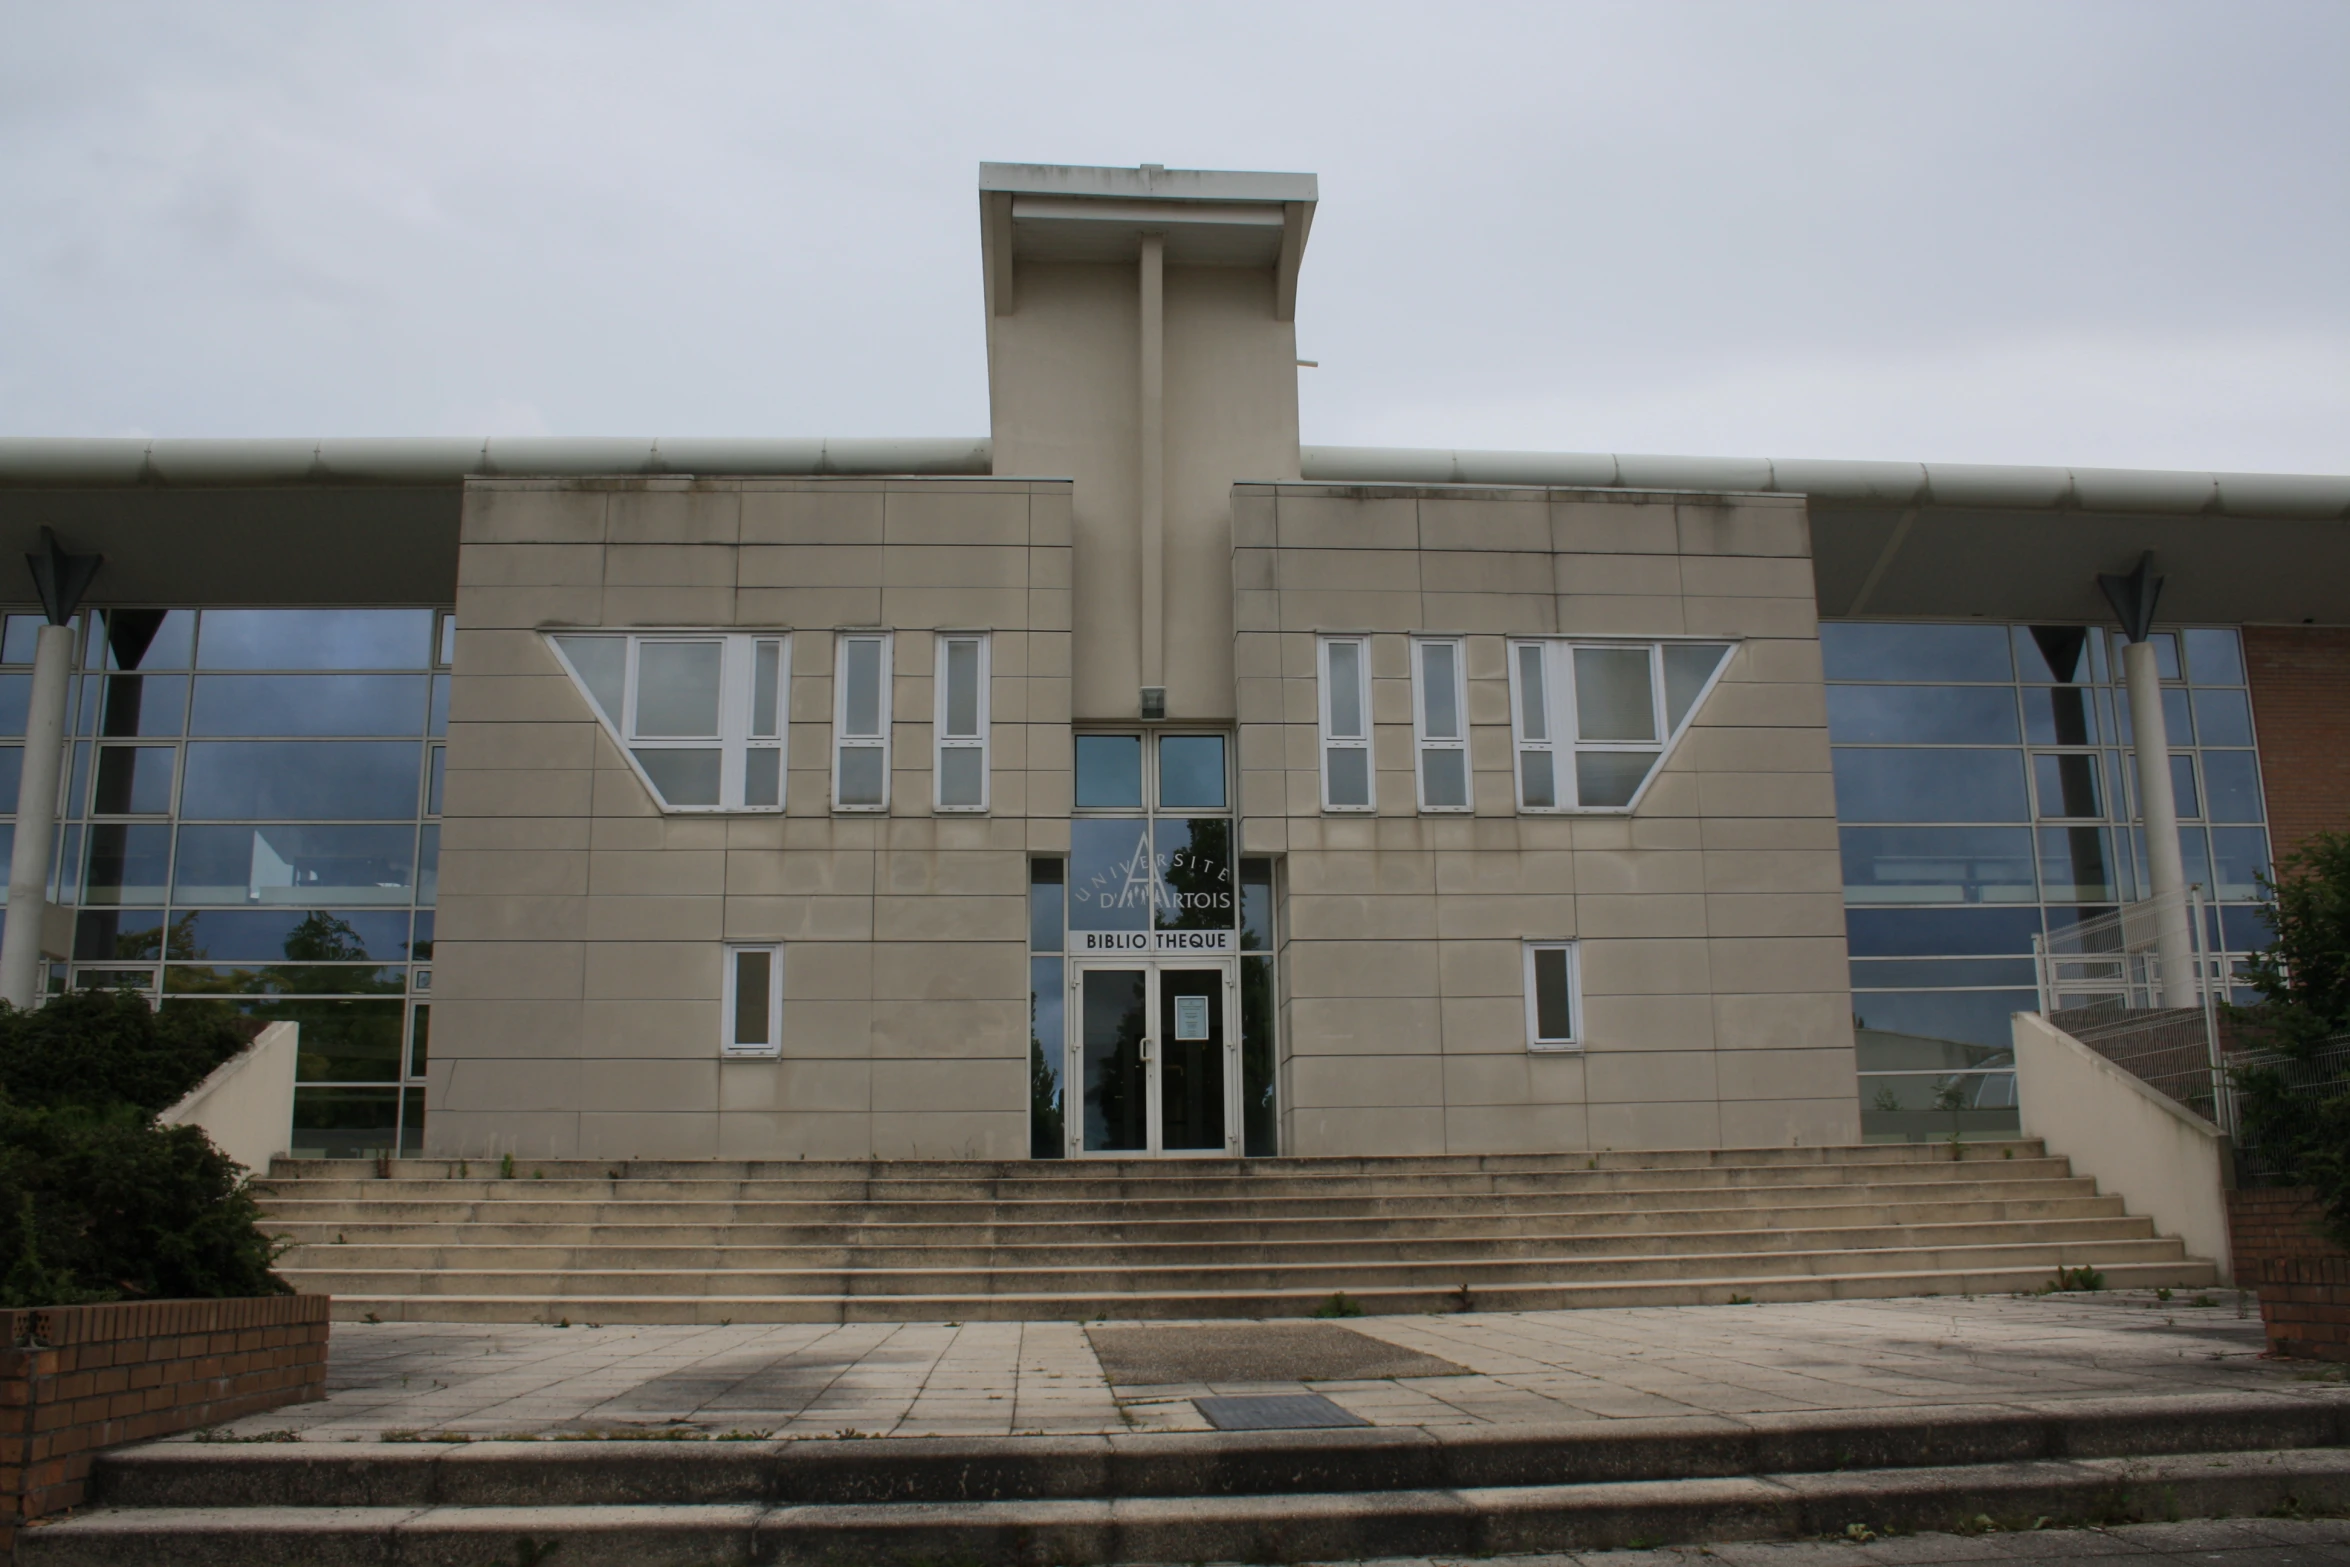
1523;942;1580;1049
723;945;781;1056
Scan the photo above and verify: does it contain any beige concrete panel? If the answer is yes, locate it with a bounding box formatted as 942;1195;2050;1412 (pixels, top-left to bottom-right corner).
870;1057;1025;1113
580;1057;720;1114
779;998;875;1054
1233;631;1282;679
1630;815;1704;851
1573;849;1705;896
1682;597;1819;639
583;895;727;943
1275;590;1422;633
458;544;606;589
1437;938;1523;997
1581;990;1717;1052
1232;493;1276;549
1695;680;1827;730
1232;548;1275;594
452;585;606;632
449;719;600;773
1418;498;1549;553
579;999;724;1060
430;996;585;1058
1674;726;1829;775
1024;816;1074;854
436;893;590;944
1027;489;1073;548
438;849;589;898
1557;596;1686;635
601;585;739;626
1679;554;1818;600
1236;678;1282;726
869;1110;1027;1159
1704;892;1849;939
1703;850;1843;895
871;997;1027;1059
1695;771;1840;819
884;488;1029;547
1733;637;1826;686
1275;548;1422;595
724;817;786;851
1289;1053;1444;1108
442;767;594;820
1718;1096;1861;1149
606;488;741;544
1587;1098;1724;1151
1285;851;1437;897
590;813;727;851
1234;589;1280;633
424;1111;580;1160
1434;849;1574;896
737;587;883;626
462;483;607;545
441;1055;583;1110
725;1058;869;1114
1678;500;1810;559
1554;553;1682;597
1446;1101;1588;1154
1554;500;1678;555
738;545;883;588
1284;892;1437;942
588;849;726;897
1699;816;1840;852
1712;990;1856;1053
1025;721;1072;772
1028;546;1073;591
1286;995;1442;1056
872;941;1024;1002
1419;594;1558;635
436;940;584;1001
576;1113;719;1160
1439;994;1534;1055
1027;588;1073;633
1575;893;1708;939
1433;893;1577;940
449;628;568;679
873;894;1025;942
739;488;884;546
1275;495;1417;551
881;544;1030;591
1418;551;1551;596
1714;1047;1858;1103
719;896;872;942
1288;1106;1446;1156
1021;678;1071;725
1631;771;1703;819
581;940;722;1001
717;1112;873;1160
1579;937;1711;996
588;765;659;816
1441;1050;1537;1106
1708;937;1850;994
450;673;593;726
877;850;1026;896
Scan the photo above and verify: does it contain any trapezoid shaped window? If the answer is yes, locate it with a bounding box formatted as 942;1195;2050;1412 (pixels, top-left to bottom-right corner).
1507;639;1733;811
547;631;788;812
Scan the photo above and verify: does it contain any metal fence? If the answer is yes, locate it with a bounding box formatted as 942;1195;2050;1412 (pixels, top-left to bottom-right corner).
2231;1036;2350;1189
2034;885;2235;1132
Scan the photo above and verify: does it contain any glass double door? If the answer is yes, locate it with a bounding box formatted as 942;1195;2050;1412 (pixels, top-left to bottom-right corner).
1070;961;1239;1157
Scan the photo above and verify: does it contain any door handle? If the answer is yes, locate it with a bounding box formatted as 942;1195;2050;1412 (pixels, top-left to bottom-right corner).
1140;1037;1154;1063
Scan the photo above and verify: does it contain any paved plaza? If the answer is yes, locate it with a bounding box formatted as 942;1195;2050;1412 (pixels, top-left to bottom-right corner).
180;1289;2340;1443
1332;1524;2350;1565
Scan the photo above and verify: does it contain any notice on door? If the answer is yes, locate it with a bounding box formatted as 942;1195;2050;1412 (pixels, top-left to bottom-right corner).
1173;994;1210;1041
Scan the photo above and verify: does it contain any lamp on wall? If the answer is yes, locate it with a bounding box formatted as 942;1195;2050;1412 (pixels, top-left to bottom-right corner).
1140;686;1166;720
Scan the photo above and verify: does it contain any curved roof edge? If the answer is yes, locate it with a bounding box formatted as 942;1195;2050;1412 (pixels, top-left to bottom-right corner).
0;436;994;487
1299;445;2350;521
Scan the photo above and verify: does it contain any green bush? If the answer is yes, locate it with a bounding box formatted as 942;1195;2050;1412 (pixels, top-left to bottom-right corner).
2230;830;2350;1247
0;991;287;1308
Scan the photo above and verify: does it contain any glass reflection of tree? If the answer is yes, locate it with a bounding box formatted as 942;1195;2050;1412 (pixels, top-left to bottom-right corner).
1157;819;1234;932
1028;991;1063;1159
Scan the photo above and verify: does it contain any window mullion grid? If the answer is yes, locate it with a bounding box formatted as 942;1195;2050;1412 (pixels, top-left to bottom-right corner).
935;633;989;813
1318;637;1372;813
1413;638;1469;813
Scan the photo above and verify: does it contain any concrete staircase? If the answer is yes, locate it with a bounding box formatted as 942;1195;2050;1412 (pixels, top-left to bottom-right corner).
256;1140;2218;1324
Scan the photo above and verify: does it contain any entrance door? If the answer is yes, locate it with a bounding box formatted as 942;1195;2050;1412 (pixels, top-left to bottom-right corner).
1070;961;1239;1157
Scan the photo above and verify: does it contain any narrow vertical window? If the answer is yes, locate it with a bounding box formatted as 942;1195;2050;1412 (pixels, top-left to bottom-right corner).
1511;642;1556;809
744;638;785;808
1412;639;1470;811
723;945;782;1056
934;633;989;812
833;633;890;810
1318;637;1372;811
1523;941;1580;1049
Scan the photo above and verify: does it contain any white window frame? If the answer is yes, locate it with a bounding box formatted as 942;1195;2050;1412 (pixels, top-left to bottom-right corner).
933;632;990;813
721;944;782;1057
544;630;789;813
1410;637;1472;813
1317;635;1375;813
832;631;892;812
1506;638;1733;814
1522;940;1583;1051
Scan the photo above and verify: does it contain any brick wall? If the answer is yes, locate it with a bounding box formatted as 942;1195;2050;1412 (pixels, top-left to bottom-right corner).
0;1295;329;1545
2245;626;2350;858
2228;1187;2350;1363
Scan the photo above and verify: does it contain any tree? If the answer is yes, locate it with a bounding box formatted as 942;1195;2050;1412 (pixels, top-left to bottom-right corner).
2230;830;2350;1248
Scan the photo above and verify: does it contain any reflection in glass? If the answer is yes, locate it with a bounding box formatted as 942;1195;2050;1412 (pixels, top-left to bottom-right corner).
1820;623;2011;683
2032;753;2103;819
1080;967;1147;1152
2169;753;2199;818
1662;643;1731;731
2210;827;2269;901
191;675;429;736
1159;968;1226;1151
838;638;883;736
1531;947;1574;1040
1826;685;2020;745
0;747;18;814
430;674;449;736
75;909;165;961
1519;748;1555;809
409;1005;429;1077
93;747;174;815
428;747;446;815
97;609;196;671
416;824;438;906
730;949;773;1049
165;964;405;995
84;824;171;905
0;617;38;665
180;741;423;820
1853;990;2037;1052
1422;748;1469;809
633;748;722;807
835;747;884;807
1068;818;1150;932
2201;751;2263;823
742;748;779;809
2192;687;2253;748
197;610;433;670
1242;953;1277;1157
1029;956;1065;1158
1840;826;2037;904
555;635;626;722
1420;643;1461;738
1845;905;2045;956
173;824;417;906
101;675;190;737
1576;750;1655;808
1155;818;1234;932
938;748;983;807
1158;735;1226;810
752;641;783;738
635;642;723;736
2021;687;2101;746
2112;686;2194;746
1851;956;2038;988
1075;735;1142;808
286;1085;401;1158
1574;646;1655;741
1325;747;1370;808
2183;628;2244;685
2015;625;2100;684
165;908;411;962
0;674;27;735
1516;644;1548;737
1832;749;2029;823
942;638;981;737
1029;859;1064;952
1325;641;1364;736
2038;826;2117;901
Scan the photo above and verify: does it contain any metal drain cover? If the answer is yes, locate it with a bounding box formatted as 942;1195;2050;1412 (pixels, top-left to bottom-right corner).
1192;1393;1369;1431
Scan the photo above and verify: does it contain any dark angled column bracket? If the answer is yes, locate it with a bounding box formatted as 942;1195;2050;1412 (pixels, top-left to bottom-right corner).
2097;550;2163;644
27;526;102;625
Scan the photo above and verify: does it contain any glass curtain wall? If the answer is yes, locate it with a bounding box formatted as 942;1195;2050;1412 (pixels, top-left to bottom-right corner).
1824;621;2270;1141
0;607;449;1157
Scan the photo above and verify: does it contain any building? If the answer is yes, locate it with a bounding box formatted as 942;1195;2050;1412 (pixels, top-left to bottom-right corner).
1;162;2344;1164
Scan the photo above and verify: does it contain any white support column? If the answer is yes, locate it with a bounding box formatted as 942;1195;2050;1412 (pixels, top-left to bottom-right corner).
2121;637;2198;1009
0;622;74;1008
1137;230;1165;710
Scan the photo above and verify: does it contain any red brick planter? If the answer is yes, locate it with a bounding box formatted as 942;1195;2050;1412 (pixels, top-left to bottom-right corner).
2229;1188;2350;1362
0;1295;329;1546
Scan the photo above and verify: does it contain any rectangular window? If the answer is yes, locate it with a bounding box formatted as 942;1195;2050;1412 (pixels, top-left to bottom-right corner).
547;631;789;812
1318;637;1373;811
723;945;781;1056
833;633;891;810
933;633;988;812
1510;641;1731;812
1523;941;1581;1049
1412;639;1470;811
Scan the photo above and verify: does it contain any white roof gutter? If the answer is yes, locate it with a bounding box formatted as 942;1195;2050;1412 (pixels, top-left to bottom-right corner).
0;436;993;487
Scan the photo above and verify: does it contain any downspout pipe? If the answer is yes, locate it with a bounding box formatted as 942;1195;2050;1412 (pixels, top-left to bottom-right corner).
1;529;100;1010
2099;552;2198;1011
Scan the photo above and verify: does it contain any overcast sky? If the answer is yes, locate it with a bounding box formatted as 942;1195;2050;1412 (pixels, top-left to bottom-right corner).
5;1;2344;473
